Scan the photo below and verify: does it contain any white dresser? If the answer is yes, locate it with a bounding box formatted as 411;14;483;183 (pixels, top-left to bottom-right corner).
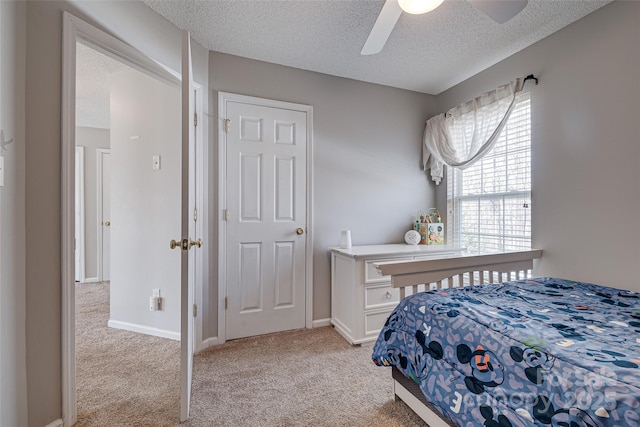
330;244;464;345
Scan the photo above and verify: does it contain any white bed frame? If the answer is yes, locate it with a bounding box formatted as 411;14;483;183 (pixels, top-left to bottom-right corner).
375;249;543;426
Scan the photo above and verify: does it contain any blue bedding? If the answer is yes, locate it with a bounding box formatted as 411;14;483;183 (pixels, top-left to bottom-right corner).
372;277;640;427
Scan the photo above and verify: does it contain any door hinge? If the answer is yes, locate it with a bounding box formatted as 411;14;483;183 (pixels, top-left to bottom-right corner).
193;207;198;222
193;303;197;317
194;112;198;127
224;297;228;310
223;118;230;134
223;208;230;221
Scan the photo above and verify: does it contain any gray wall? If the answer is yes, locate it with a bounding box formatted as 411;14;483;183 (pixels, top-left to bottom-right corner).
208;52;438;334
109;68;181;335
23;1;209;424
435;1;640;291
0;1;27;425
76;126;110;280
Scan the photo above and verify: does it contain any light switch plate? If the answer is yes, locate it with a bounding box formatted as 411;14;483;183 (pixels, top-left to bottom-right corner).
0;156;4;187
152;155;161;171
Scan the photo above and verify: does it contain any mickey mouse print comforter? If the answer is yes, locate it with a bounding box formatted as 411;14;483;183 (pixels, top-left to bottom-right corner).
371;277;640;427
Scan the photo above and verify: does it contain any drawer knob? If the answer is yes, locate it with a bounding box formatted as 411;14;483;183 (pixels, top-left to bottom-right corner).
385;291;392;299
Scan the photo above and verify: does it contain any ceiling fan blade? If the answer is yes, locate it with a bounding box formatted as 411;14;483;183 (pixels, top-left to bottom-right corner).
361;0;403;55
467;0;528;24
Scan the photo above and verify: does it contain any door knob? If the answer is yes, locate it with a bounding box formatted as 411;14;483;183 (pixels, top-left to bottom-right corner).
296;227;304;235
104;221;111;226
171;238;202;250
170;239;188;250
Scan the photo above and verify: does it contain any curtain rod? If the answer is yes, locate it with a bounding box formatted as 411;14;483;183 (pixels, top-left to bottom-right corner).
523;74;539;85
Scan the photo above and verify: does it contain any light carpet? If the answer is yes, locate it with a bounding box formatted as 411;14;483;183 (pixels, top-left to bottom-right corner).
76;281;181;426
76;282;426;426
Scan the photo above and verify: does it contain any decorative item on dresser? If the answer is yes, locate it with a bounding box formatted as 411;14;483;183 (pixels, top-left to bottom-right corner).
329;244;465;345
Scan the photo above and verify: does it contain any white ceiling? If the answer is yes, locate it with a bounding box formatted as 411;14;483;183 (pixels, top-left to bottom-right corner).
141;0;611;95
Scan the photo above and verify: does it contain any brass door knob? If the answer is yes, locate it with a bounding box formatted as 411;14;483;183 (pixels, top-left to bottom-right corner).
104;221;111;226
296;227;304;235
170;239;181;250
189;239;203;249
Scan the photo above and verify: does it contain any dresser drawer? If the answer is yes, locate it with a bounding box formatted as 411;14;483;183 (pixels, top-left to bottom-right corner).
364;308;394;336
365;284;400;309
364;257;411;283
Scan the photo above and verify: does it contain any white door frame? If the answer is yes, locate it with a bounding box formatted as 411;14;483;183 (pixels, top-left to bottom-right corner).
61;13;205;426
95;148;110;283
74;146;85;283
217;92;314;344
192;83;206;352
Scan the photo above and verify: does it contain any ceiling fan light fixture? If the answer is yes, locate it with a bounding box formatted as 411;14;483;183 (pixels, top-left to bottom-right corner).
397;0;444;15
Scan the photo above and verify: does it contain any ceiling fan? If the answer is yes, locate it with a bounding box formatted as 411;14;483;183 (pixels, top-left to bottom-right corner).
361;0;528;55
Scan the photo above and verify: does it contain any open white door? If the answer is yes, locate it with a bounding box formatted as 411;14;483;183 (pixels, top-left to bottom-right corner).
180;30;196;422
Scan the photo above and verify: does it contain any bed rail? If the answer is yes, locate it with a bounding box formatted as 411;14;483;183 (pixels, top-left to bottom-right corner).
375;249;542;299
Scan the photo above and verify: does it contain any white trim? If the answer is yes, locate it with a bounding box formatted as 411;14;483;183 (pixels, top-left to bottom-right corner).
312;318;331;328
217;94;227;344
305;105;314;331
193;83;205;353
80;277;100;284
62;12;195;427
61;14;78;426
45;419;64;427
75;146;85;283
107;320;180;341
95;148;110;283
393;380;450;427
200;336;220;351
217;92;314;344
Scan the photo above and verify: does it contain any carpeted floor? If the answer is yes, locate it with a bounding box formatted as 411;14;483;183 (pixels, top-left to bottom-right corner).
187;328;427;427
75;281;181;426
76;282;427;426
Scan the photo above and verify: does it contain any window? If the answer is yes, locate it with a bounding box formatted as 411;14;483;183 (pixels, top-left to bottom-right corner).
447;93;531;254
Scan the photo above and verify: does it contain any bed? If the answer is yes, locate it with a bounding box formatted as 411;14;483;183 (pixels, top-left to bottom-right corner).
371;250;640;427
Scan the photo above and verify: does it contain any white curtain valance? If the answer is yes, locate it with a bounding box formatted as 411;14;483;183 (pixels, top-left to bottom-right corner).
423;77;525;184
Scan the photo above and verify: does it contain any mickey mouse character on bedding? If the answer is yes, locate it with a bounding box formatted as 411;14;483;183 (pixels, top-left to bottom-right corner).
457;343;505;394
533;394;604;427
509;345;555;385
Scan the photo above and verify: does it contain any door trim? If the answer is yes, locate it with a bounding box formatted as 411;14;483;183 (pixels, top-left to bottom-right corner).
192;83;206;353
61;13;198;427
217;92;314;344
75;146;85;282
95;148;110;282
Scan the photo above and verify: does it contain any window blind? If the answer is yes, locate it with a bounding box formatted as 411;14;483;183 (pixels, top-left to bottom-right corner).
447;93;531;254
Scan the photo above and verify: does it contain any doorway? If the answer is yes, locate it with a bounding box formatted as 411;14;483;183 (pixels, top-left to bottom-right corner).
62;14;204;426
218;92;314;342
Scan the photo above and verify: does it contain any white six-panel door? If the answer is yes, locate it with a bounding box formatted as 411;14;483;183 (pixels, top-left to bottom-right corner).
225;101;307;340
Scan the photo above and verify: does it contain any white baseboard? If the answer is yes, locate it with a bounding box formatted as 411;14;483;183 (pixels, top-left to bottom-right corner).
312;318;331;328
107;319;180;341
198;336;219;352
45;419;63;427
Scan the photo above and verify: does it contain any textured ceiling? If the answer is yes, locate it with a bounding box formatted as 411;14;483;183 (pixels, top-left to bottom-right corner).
141;0;611;95
76;42;129;129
